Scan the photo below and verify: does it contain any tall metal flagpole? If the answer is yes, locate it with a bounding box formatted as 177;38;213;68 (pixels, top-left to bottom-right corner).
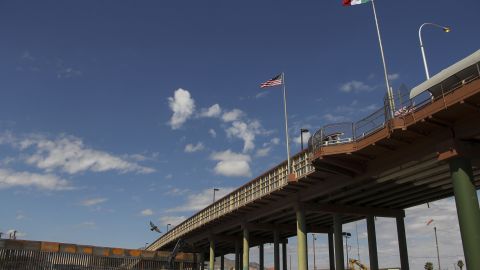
282;72;292;174
371;0;395;118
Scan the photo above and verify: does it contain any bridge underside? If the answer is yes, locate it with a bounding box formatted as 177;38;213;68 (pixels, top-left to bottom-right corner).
159;79;480;256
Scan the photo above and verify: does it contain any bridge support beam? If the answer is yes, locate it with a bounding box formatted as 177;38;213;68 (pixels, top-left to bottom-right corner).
396;216;409;270
328;232;335;270
366;216;379;270
259;244;264;270
282;242;288;270
209;238;215;270
449;157;480;270
333;214;344;270
221;255;224;270
296;205;308;270
243;227;249;270
235;240;240;270
274;229;280;270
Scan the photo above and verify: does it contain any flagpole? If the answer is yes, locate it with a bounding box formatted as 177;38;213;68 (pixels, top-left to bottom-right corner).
282;72;292;174
371;0;395;118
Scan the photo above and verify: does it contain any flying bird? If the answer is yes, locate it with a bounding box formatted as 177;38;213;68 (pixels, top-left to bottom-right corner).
149;221;161;233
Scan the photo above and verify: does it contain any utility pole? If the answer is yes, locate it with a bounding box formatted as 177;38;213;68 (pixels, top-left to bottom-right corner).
434;226;441;270
312;234;317;270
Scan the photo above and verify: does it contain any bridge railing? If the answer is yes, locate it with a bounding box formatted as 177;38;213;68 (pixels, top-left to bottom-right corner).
149;151;314;251
309;62;480;154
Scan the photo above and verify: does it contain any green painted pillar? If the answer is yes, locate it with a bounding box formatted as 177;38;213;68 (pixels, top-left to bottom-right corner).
274;229;280;270
243;227;250;270
366;216;379;270
235;241;240;270
221;255;224;270
333;214;344;270
296;205;308;270
209;239;215;270
395;216;409;270
282;242;288;270
450;157;480;270
328;232;335;270
259;244;264;270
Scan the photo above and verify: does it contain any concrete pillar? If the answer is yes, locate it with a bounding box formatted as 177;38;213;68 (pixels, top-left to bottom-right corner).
282;242;288;270
366;216;379;270
235;241;240;270
259;244;264;270
274;229;280;270
221;255;225;270
396;216;409;270
296;205;308;270
450;157;480;270
328;232;335;270
209;239;215;270
333;214;344;270
243;227;249;270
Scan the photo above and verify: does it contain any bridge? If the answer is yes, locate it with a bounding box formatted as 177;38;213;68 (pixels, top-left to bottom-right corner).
148;50;480;270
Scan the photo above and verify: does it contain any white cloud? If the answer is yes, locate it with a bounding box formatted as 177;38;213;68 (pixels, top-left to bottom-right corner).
184;142;205;153
81;197;107;207
209;129;217;138
167;187;235;213
76;221;96;229
164;187;190;196
168;88;196;129
222;109;244;122
6;134;155;175
226;120;263;153
255;147;271;157
293;131;311;145
140;209;154;216
0;169;71;190
388;73;400;81
57;67;82;79
159;215;187;227
199;104;222;118
210;150;251;177
255;91;269;99
322;113;349;122
339;80;374;93
270;138;280;145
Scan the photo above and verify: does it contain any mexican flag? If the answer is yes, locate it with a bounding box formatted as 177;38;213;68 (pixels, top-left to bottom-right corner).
343;0;371;6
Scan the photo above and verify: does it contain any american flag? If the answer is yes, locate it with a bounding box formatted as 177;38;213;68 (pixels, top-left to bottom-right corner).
260;74;283;88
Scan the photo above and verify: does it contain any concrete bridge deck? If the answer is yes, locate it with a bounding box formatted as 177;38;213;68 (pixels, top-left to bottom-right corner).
148;56;480;270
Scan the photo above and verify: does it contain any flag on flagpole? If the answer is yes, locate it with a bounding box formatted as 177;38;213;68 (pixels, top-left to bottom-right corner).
260;74;283;88
343;0;371;6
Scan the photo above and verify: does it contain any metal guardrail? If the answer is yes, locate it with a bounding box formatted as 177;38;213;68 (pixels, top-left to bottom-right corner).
0;248;195;270
309;62;480;154
148;152;314;251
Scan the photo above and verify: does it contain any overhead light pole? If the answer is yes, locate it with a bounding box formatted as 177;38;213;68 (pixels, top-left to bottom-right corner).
300;129;309;151
167;223;171;232
418;23;451;80
312;234;317;270
213;188;220;203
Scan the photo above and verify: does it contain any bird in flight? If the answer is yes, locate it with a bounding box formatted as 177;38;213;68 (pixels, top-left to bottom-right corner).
149;221;161;233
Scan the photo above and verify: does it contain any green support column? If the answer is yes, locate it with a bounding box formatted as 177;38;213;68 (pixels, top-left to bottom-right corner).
243;227;250;270
282;242;288;270
296;205;308;270
328;232;335;270
450;157;480;270
333;214;344;270
235;241;240;270
396;216;409;270
209;239;215;270
259;244;264;270
221;255;224;270
367;216;379;270
274;229;280;270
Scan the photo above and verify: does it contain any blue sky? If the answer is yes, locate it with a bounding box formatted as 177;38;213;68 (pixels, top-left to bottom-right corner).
0;0;479;269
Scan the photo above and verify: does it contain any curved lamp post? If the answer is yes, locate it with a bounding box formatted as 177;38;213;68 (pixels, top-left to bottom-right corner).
419;23;451;80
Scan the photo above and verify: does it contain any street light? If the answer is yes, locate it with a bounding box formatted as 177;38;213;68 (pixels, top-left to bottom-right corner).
312;234;317;270
418;23;451;80
167;223;171;232
427;219;441;270
300;128;309;151
342;232;351;269
213;188;220;203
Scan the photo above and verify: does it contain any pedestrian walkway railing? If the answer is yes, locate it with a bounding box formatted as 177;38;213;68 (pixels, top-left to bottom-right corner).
148;151;314;251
